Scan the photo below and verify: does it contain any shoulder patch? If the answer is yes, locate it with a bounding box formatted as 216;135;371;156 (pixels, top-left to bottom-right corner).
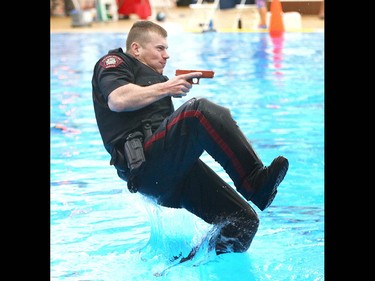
99;55;124;69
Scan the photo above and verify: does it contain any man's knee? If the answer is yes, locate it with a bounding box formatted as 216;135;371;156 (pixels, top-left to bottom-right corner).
193;97;231;119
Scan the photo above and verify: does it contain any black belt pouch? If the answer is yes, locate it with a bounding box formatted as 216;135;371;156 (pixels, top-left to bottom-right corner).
124;131;146;176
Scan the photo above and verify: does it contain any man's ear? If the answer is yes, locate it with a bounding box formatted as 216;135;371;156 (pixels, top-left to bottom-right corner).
131;42;141;57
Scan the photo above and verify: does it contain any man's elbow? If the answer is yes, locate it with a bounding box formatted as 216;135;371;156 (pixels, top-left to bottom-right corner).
108;99;134;112
108;102;123;112
108;93;125;112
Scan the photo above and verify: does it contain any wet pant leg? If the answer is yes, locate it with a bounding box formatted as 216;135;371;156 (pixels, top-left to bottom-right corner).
180;159;259;254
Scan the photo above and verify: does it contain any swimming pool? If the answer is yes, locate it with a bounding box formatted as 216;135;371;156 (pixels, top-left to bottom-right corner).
51;30;324;280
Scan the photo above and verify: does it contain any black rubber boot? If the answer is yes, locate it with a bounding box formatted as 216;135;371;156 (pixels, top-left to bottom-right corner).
238;156;289;211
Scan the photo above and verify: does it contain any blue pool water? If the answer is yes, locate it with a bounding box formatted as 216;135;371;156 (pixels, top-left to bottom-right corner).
51;30;324;280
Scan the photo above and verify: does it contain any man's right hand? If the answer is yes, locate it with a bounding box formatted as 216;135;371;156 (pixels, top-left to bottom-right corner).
167;72;202;98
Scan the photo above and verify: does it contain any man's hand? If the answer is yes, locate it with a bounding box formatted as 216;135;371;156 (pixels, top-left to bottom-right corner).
166;72;202;98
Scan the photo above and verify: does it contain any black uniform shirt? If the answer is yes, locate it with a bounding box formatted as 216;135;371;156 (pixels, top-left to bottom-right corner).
92;48;174;154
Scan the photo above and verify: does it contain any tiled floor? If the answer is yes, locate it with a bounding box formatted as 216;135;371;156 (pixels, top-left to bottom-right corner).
50;6;324;33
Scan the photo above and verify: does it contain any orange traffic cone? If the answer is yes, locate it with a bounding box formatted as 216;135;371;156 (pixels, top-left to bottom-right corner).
269;0;284;37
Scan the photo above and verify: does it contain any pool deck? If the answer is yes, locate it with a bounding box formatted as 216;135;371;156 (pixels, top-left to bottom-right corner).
50;6;324;33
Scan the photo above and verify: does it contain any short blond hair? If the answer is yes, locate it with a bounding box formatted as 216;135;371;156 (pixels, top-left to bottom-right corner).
126;21;168;51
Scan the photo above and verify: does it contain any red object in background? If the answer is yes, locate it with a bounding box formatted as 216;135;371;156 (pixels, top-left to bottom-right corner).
117;0;152;19
269;0;285;37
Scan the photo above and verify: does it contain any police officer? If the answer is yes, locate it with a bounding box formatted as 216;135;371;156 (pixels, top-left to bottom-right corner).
92;20;289;256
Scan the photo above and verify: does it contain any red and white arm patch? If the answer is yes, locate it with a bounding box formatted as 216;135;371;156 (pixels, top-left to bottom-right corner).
99;55;124;69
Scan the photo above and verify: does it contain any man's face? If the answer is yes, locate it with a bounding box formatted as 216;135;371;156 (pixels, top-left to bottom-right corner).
135;32;169;74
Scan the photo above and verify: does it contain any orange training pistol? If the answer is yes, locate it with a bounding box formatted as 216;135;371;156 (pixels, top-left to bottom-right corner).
175;69;215;84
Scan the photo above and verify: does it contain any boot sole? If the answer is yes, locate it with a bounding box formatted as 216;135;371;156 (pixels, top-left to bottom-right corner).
252;157;289;211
